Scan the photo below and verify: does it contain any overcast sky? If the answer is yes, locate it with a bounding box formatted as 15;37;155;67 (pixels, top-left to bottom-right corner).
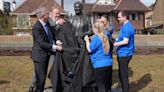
4;0;156;15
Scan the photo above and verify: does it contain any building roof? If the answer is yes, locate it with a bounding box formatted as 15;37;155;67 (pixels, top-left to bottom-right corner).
12;0;66;15
83;4;93;15
149;3;155;10
83;0;151;15
91;4;115;13
152;0;164;26
114;0;151;12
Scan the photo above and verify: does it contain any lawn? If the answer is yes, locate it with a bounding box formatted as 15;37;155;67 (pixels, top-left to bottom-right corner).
0;55;164;92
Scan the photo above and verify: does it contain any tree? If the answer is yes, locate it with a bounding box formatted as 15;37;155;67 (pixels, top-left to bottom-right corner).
0;9;13;35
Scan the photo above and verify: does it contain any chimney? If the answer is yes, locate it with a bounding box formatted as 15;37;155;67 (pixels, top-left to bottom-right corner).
0;0;4;11
12;0;16;11
61;0;64;9
82;0;85;4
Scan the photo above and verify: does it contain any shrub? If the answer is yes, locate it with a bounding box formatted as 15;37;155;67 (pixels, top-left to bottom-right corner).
155;29;164;34
0;10;13;35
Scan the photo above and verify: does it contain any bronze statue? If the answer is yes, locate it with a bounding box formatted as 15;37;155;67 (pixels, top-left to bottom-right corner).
69;1;92;47
50;2;96;92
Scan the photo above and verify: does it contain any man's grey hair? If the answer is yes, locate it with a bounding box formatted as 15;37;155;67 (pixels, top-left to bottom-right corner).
35;7;49;18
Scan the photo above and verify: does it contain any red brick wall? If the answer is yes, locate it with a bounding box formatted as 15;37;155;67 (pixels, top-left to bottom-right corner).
0;35;32;43
0;35;164;48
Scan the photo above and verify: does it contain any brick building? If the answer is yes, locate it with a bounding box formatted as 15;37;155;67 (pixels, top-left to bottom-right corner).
83;0;151;33
152;0;164;29
11;0;66;36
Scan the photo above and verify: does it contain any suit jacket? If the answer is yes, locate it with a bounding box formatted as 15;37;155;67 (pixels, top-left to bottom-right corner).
69;14;93;38
31;20;55;62
69;14;93;47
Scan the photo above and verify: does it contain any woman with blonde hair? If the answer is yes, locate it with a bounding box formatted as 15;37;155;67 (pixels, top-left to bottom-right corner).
84;20;113;92
101;15;115;58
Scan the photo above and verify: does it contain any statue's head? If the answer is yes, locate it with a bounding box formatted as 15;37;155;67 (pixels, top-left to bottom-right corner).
74;1;83;15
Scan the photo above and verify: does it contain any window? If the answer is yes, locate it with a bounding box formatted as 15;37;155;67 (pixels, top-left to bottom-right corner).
17;15;30;28
110;0;115;4
131;13;136;20
97;0;116;5
130;13;140;21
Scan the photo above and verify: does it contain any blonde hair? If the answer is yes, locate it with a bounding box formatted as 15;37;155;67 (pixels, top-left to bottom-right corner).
51;6;60;11
93;20;110;54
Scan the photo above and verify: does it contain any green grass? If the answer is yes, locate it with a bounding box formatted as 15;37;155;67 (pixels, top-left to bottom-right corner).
113;55;164;92
0;55;164;92
156;29;164;34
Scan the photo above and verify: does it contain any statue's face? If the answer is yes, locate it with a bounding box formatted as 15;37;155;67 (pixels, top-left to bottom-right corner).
74;2;82;15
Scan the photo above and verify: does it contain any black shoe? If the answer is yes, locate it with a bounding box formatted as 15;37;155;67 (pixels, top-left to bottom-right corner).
28;86;35;92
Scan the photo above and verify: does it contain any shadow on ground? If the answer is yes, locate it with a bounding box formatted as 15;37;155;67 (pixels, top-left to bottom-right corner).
129;73;152;92
0;80;10;85
43;67;152;92
113;67;152;92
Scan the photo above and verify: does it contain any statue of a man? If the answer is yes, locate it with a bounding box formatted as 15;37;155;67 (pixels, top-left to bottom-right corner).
50;2;95;92
69;1;92;47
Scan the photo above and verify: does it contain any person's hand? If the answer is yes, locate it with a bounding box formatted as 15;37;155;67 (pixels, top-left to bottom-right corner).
56;40;63;45
57;18;65;25
114;42;117;46
84;35;89;41
56;45;62;51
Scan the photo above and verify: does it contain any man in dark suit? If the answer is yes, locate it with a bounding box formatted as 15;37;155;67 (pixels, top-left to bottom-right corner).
30;7;62;92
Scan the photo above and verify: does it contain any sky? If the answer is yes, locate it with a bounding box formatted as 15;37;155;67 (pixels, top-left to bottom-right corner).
4;0;156;14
